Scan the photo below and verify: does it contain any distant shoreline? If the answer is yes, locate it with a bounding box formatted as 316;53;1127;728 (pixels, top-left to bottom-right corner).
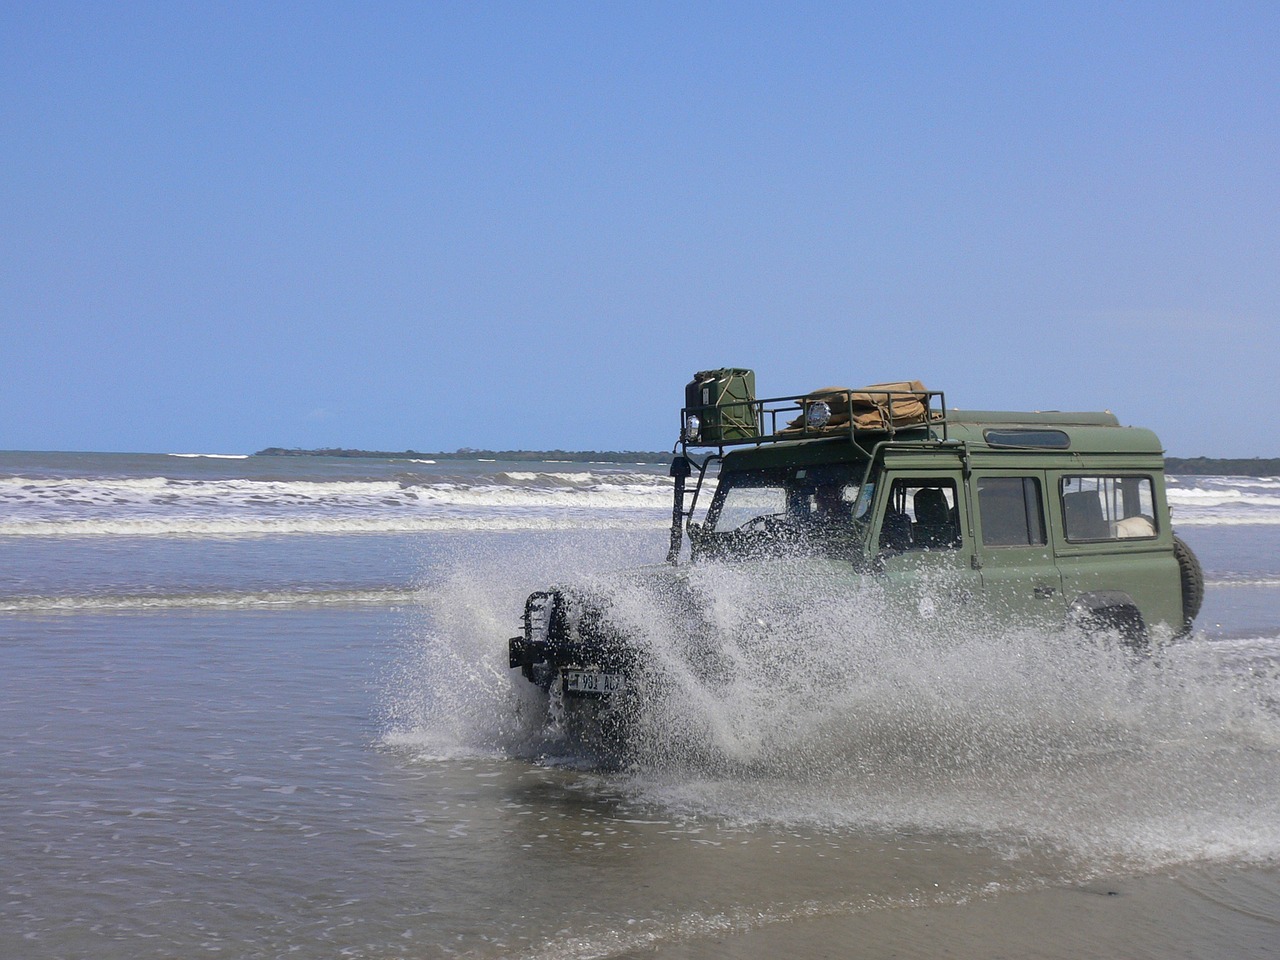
253;447;674;464
253;448;1279;475
1163;457;1280;477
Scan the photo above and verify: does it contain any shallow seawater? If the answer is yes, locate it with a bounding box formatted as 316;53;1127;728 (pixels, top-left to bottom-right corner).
2;453;1279;958
0;599;1053;959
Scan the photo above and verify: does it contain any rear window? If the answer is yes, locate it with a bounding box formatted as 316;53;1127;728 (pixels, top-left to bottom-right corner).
1060;476;1157;541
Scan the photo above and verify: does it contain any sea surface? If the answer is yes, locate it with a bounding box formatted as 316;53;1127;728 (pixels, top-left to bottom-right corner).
2;451;1278;959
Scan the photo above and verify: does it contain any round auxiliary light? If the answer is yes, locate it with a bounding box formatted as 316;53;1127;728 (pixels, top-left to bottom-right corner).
806;400;831;429
684;415;701;442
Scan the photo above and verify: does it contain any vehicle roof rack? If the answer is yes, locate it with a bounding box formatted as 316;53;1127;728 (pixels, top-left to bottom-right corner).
679;383;948;455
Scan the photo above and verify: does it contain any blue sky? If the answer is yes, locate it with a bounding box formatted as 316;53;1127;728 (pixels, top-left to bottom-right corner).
2;2;1276;456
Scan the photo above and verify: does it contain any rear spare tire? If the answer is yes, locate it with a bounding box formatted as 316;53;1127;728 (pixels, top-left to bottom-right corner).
1174;535;1204;633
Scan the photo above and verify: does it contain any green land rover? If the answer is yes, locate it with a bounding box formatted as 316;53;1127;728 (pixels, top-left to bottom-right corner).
507;370;1203;729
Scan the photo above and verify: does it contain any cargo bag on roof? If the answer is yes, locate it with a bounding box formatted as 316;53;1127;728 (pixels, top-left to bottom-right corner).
783;380;932;434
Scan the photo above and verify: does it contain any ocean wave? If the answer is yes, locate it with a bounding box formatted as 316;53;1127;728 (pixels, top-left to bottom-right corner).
0;586;422;613
0;473;675;519
2;471;671;496
168;453;250;460
1167;489;1280;507
1206;576;1280;588
0;466;677;537
1165;480;1280;525
0;514;669;538
1174;515;1280;526
1215;478;1280;489
1;468;1274;535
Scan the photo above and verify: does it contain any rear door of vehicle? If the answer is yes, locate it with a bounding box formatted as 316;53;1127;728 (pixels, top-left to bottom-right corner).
1049;471;1182;630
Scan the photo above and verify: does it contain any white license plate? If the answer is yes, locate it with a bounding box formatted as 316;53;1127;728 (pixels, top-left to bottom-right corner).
562;670;625;696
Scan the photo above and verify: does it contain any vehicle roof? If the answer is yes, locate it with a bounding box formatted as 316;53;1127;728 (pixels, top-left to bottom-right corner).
719;410;1165;469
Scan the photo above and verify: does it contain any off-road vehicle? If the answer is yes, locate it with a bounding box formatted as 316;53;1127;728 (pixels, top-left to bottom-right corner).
507;370;1203;728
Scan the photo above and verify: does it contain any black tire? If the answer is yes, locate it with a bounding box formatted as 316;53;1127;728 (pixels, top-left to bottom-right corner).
1174;535;1204;633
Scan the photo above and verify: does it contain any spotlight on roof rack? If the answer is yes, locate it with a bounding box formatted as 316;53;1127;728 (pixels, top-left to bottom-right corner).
806;401;831;430
684;415;701;443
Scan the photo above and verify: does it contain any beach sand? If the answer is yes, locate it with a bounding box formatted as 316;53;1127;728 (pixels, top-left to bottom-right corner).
635;865;1280;959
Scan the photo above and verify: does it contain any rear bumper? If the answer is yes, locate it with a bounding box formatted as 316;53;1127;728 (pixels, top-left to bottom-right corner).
508;635;632;696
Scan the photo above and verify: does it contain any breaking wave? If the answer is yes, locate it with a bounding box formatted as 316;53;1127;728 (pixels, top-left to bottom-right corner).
1;586;420;613
0;515;665;537
2;467;1275;539
168;453;251;460
0;471;673;537
1167;476;1280;525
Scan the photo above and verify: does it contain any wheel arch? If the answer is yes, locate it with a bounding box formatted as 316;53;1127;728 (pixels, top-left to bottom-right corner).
1067;590;1148;646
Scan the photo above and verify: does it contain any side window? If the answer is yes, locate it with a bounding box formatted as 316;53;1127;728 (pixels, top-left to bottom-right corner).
977;476;1046;546
1060;476;1156;541
878;478;961;551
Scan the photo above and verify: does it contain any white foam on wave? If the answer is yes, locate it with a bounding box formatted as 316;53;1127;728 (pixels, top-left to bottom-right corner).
0;514;668;538
1167;477;1280;525
0;471;675;537
1;471;670;500
0;586;422;613
1;471;1273;538
168;453;250;459
1168;489;1280;507
1174;515;1280;526
1209;576;1280;588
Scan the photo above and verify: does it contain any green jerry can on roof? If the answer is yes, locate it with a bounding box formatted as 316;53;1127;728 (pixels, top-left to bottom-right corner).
684;368;758;444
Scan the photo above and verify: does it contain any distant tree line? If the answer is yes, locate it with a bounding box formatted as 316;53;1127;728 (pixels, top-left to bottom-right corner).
1164;457;1280;477
254;447;674;464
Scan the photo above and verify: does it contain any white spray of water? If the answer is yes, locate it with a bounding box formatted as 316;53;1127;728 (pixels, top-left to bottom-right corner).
388;537;1280;871
384;532;662;759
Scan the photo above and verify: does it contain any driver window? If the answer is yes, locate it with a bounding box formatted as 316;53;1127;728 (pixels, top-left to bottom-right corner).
795;481;859;523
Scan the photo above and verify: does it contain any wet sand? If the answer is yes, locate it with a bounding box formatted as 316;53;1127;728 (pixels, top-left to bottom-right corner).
634;866;1280;960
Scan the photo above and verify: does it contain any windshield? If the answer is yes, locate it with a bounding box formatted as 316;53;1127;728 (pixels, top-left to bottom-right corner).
700;462;872;558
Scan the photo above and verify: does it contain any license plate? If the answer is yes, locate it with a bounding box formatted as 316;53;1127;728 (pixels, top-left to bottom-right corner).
562;669;625;696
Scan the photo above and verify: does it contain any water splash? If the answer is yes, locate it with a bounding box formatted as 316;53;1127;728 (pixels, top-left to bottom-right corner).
388;537;1280;871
